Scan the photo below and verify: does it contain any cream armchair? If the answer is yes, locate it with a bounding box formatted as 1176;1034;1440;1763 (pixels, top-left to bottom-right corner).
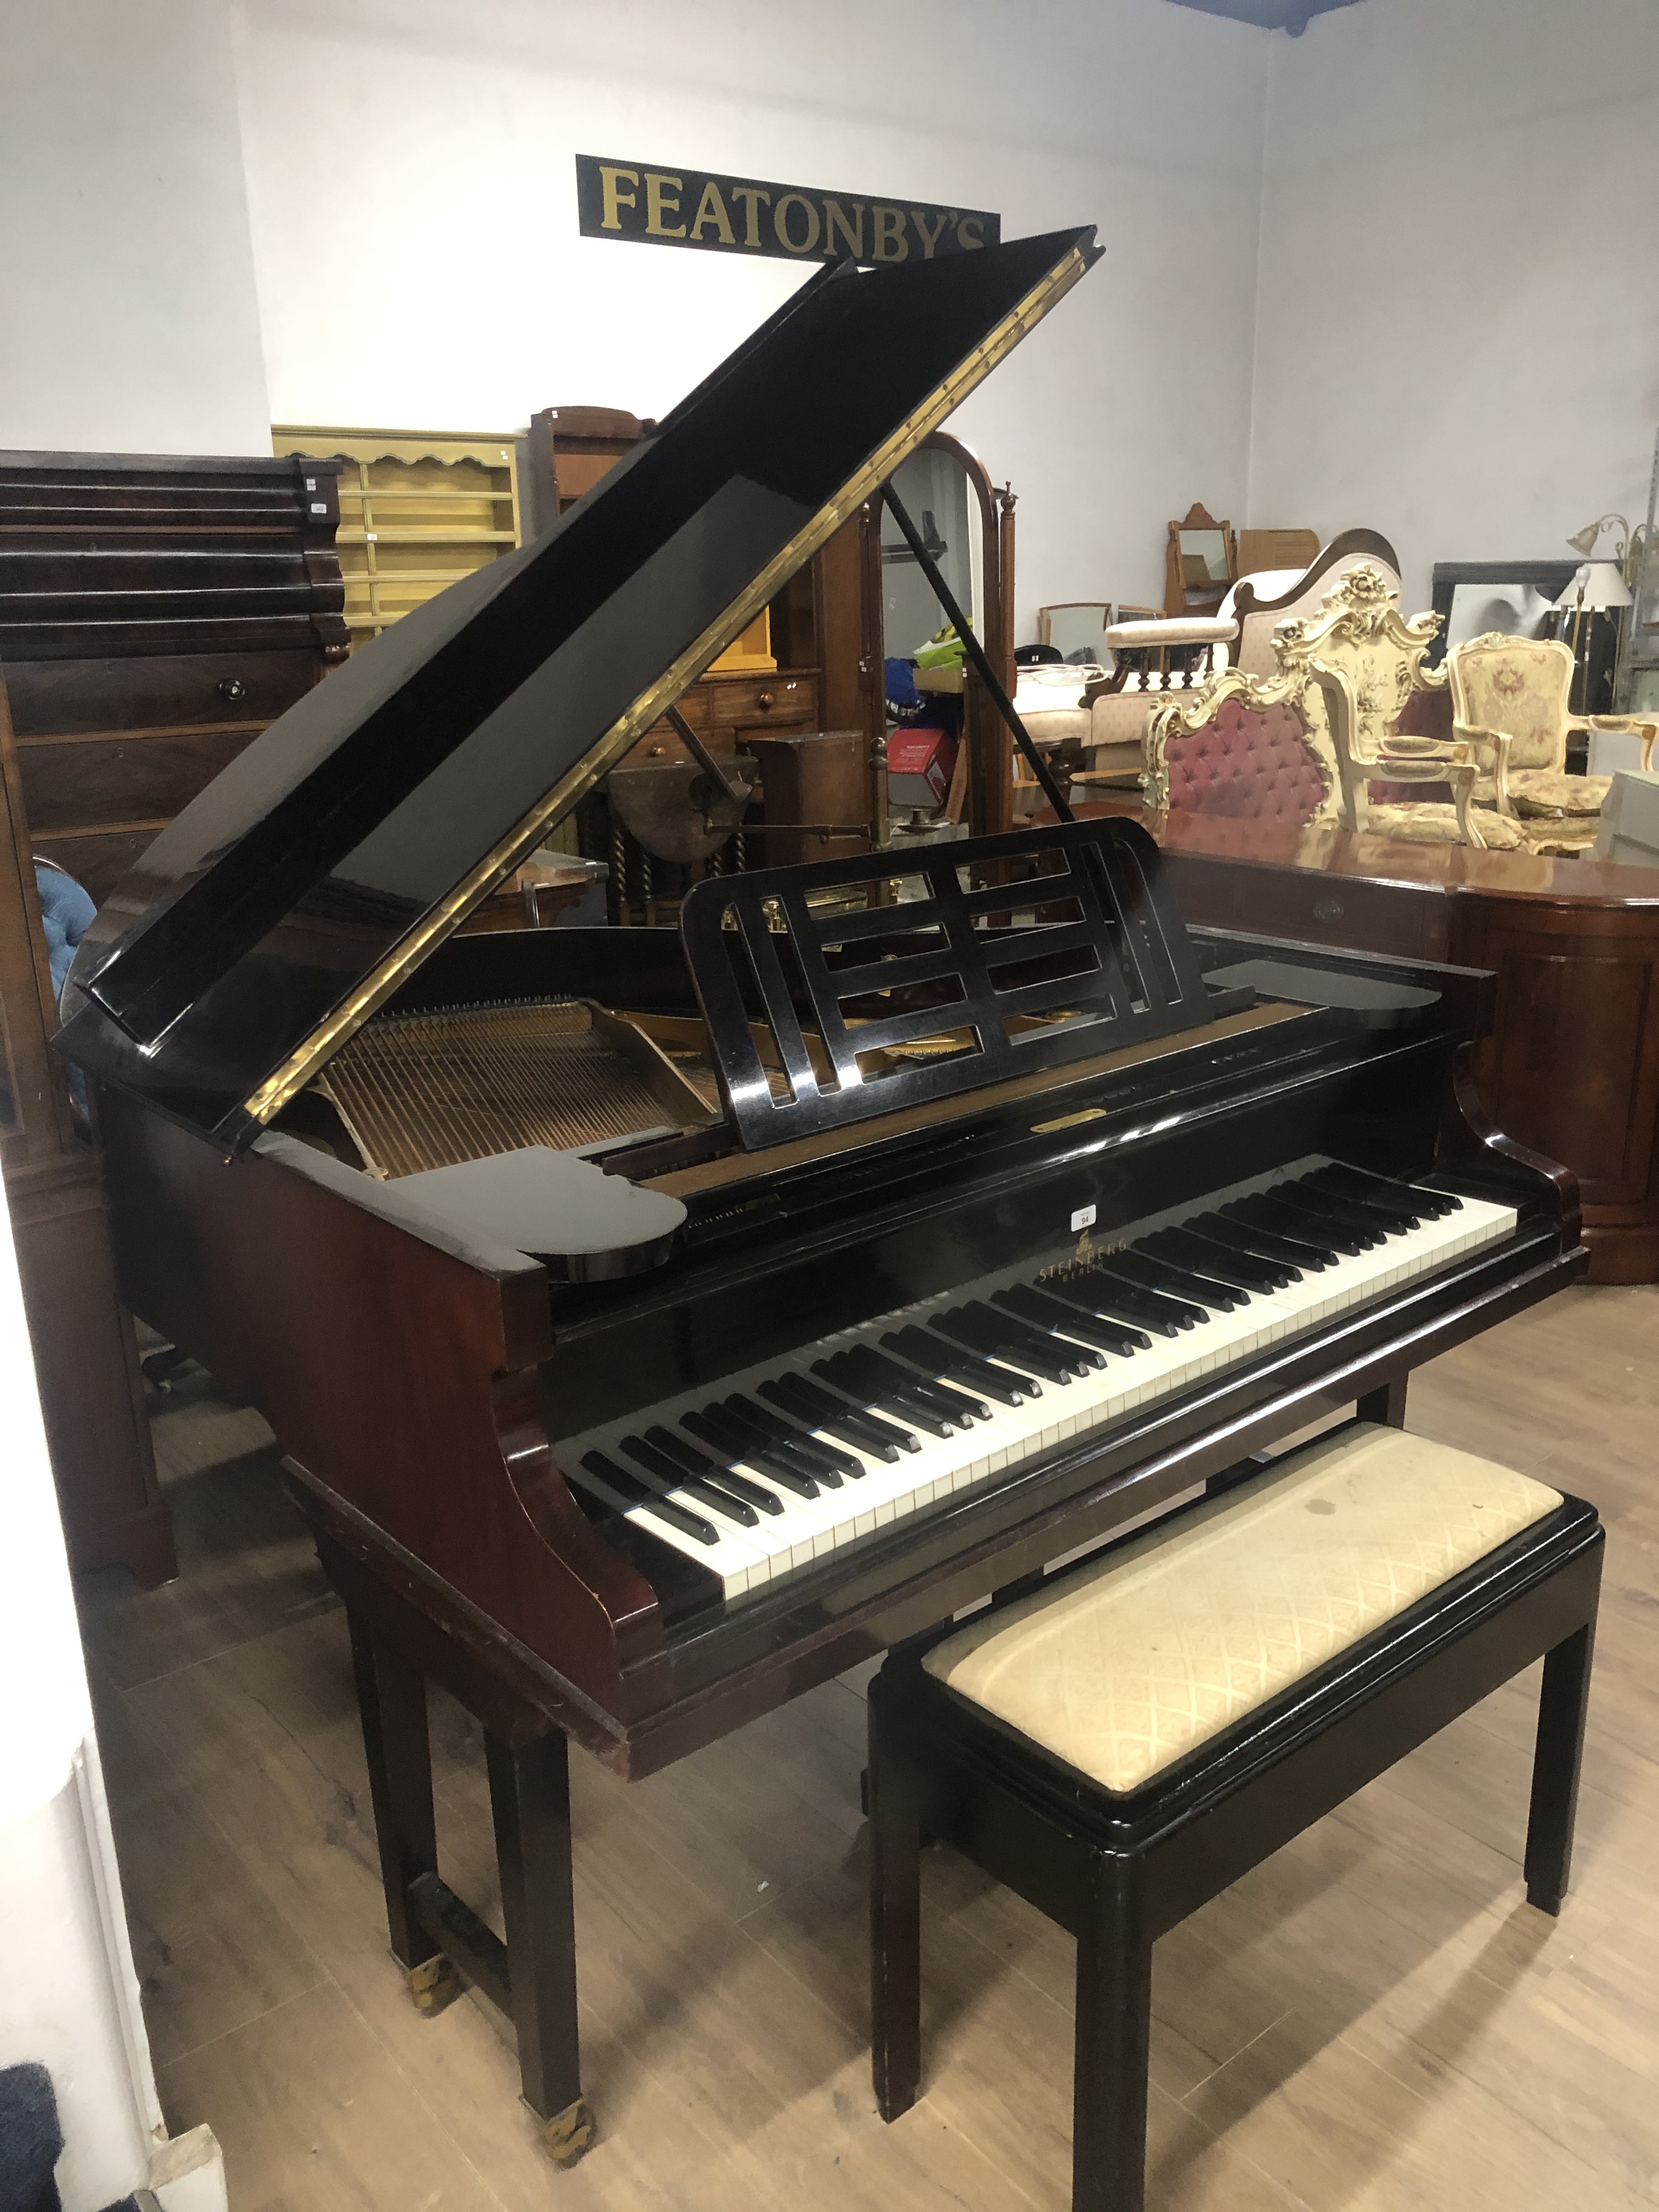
1271;566;1502;849
1447;631;1658;836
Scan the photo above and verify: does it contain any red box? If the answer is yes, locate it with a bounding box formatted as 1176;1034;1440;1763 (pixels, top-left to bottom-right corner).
887;725;957;811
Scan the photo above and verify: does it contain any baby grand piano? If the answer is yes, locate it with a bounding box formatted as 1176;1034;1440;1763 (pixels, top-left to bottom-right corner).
59;228;1586;2161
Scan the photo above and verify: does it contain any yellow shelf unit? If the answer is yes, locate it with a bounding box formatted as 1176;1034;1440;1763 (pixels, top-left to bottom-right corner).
272;426;523;647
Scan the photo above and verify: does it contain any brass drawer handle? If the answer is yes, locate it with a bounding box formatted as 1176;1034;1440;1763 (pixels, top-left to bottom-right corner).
757;690;775;709
1313;895;1345;924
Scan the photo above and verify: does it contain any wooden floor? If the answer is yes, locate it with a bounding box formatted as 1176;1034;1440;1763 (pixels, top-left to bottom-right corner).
77;1283;1659;2212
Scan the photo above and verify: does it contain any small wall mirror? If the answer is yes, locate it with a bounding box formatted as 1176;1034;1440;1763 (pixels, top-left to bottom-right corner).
880;446;981;655
1037;603;1110;664
1165;503;1237;616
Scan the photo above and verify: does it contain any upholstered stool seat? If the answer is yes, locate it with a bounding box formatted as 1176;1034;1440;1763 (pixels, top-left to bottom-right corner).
869;1420;1602;2212
1363;799;1527;850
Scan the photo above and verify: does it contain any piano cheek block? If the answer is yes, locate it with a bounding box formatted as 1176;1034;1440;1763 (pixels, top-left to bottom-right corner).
395;1146;687;1282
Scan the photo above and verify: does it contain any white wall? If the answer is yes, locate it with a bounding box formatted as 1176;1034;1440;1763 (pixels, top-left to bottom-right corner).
1249;0;1659;613
231;0;1271;623
0;0;273;454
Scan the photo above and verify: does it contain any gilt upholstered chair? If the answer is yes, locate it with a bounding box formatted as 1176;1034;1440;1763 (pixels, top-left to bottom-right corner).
1447;631;1658;845
1144;672;1332;826
1271;566;1520;851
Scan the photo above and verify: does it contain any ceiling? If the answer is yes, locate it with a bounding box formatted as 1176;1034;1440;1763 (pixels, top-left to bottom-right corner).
1165;0;1365;31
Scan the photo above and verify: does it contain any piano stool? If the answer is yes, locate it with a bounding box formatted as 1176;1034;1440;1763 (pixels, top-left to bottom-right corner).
866;1420;1603;2212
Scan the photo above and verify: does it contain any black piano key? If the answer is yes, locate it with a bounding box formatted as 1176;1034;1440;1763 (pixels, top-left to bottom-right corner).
727;1393;847;1486
1268;1187;1389;1250
682;1405;821;1496
1030;1280;1153;1352
759;1373;906;1461
1292;1172;1424;1238
994;1283;1127;1358
1229;1190;1369;1257
1141;1226;1289;1294
614;1434;763;1526
721;1395;843;1487
815;1351;955;1438
1088;1256;1212;1329
883;1328;1036;1407
931;1304;1081;1386
1299;1164;1423;1229
1319;1160;1460;1220
1207;1207;1334;1271
575;1452;718;1545
1184;1212;1311;1277
639;1426;786;1517
853;1346;988;1429
834;1346;977;1431
757;1380;910;1462
986;1288;1109;1369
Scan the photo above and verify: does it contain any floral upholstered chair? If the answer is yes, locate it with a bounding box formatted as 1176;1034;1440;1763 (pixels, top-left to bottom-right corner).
1146;670;1333;826
1271;566;1521;851
1447;631;1658;848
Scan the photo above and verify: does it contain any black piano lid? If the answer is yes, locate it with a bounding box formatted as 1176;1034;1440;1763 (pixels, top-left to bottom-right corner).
58;228;1102;1149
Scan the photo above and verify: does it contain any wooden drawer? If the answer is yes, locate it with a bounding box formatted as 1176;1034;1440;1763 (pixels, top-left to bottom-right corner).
32;827;162;904
701;669;817;730
18;727;256;837
3;647;321;736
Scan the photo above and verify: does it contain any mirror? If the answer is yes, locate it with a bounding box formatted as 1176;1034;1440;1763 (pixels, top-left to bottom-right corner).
1037;603;1109;665
1165;503;1237;615
880;445;980;657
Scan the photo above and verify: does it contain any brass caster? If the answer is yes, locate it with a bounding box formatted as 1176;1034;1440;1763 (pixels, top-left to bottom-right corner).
537;2097;597;2168
405;1952;463;2016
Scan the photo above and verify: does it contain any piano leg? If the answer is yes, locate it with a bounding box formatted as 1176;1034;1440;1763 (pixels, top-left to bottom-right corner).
345;1605;595;2164
868;1699;923;2123
485;1728;594;2163
1073;1852;1152;2212
347;1612;461;2017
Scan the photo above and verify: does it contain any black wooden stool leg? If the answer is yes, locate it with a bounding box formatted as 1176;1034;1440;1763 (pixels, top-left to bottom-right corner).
1357;1375;1408;1428
1525;1619;1596;1914
1073;1853;1151;2212
486;1728;594;2166
347;1611;460;2015
869;1700;923;2123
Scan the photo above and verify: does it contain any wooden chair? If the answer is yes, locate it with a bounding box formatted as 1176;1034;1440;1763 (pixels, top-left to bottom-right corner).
1144;669;1333;825
1271;566;1499;849
1448;631;1659;838
869;1419;1601;2212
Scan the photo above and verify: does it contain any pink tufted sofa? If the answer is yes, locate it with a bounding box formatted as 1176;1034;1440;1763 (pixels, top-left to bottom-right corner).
1148;687;1330;826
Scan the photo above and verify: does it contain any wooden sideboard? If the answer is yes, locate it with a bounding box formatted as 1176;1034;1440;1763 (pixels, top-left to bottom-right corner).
0;450;348;901
1070;797;1659;1282
0;676;171;1583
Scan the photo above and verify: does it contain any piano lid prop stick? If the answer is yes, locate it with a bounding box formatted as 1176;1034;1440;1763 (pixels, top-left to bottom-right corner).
881;483;1074;826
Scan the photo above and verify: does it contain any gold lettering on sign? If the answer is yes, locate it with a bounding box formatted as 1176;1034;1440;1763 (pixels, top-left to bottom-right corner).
774;192;821;255
645;172;686;238
957;215;985;250
599;166;639;230
910;208;950;259
730;185;772;247
690;178;736;245
871;204;908;262
823;199;865;259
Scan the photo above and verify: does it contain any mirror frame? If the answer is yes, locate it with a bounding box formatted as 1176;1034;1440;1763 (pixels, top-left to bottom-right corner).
1164;501;1238;617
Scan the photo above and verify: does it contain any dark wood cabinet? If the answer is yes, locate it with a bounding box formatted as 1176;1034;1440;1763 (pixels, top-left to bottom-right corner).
0;674;171;1584
0;450;348;902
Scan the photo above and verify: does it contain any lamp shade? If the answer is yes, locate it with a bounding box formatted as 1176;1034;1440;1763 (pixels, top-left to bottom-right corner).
1555;561;1633;611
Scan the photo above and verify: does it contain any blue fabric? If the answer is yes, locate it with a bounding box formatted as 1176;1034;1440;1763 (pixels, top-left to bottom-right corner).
883;656;919;712
0;2061;63;2210
34;864;95;1001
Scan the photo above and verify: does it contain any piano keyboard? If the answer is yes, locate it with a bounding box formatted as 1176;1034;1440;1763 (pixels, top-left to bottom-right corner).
556;1162;1517;1599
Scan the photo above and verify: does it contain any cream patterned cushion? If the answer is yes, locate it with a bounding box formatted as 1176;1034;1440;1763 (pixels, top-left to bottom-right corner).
923;1425;1562;1793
